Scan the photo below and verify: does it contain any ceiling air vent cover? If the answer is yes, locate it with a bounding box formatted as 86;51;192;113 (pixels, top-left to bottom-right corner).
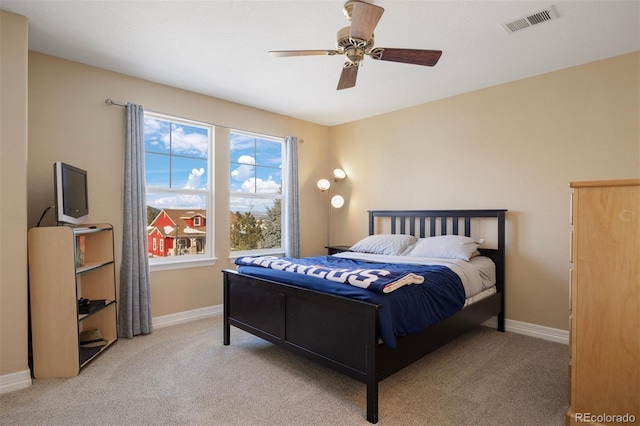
503;5;559;34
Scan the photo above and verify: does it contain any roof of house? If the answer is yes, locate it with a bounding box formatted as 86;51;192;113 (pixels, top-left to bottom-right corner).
149;209;206;238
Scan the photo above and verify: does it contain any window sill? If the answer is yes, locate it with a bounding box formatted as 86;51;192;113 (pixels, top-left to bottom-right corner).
149;256;217;272
228;248;285;260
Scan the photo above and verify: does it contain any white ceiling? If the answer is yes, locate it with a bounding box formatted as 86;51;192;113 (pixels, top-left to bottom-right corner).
3;1;639;126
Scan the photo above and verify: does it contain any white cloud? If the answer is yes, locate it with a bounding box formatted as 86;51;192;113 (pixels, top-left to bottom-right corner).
148;193;205;209
144;117;163;134
229;196;273;216
144;118;166;147
231;155;256;182
184;168;205;189
237;155;256;165
159;125;208;157
231;164;253;182
240;177;280;194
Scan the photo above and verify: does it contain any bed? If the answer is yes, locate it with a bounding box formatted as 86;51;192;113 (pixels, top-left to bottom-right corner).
223;209;506;423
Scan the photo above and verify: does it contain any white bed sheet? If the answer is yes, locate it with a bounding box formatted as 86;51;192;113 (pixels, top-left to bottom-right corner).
332;252;496;299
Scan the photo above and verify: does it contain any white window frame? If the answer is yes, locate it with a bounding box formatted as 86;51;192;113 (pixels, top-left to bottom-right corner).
229;129;284;258
144;111;216;272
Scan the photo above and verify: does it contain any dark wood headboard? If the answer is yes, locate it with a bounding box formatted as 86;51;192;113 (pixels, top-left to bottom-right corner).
367;209;507;297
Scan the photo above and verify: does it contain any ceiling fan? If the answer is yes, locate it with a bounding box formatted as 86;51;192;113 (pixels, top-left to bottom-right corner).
268;0;442;90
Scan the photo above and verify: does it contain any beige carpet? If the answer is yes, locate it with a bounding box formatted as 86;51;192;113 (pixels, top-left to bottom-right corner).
1;316;569;425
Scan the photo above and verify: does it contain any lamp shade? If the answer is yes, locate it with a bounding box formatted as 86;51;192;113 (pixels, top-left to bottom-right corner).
333;168;346;181
317;179;331;191
331;195;345;208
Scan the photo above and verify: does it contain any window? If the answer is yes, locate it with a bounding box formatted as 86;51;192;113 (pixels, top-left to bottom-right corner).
144;112;214;270
229;130;283;255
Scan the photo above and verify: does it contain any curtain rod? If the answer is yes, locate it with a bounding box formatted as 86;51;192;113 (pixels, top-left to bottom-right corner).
103;98;302;142
105;98;126;107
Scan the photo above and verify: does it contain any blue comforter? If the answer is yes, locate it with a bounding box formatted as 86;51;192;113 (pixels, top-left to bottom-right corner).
235;255;465;348
235;255;426;293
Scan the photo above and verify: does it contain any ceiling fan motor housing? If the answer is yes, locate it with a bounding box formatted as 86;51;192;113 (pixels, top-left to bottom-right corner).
336;26;374;63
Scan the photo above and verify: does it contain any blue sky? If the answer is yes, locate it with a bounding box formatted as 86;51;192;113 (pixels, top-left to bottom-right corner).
229;132;282;216
229;132;282;194
144;117;282;215
144;116;209;210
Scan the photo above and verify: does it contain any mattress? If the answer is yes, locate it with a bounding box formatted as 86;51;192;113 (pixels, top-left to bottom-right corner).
333;251;496;299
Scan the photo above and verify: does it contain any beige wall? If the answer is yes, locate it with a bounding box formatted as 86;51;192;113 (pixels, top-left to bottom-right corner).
0;11;30;382
329;52;640;331
27;52;331;319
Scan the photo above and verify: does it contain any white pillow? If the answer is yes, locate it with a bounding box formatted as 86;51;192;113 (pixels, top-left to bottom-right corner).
407;235;484;261
349;234;419;256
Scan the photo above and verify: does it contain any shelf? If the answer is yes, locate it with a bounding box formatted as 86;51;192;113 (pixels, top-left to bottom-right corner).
73;224;112;235
79;339;116;367
78;299;115;321
76;260;114;274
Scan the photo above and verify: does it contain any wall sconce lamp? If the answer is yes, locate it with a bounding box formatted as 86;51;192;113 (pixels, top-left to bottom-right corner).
317;168;347;246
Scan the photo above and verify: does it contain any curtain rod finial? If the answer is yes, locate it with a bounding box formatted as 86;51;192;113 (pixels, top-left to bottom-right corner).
105;98;127;107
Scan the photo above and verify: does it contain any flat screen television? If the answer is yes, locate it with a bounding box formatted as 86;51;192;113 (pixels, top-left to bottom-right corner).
54;161;89;225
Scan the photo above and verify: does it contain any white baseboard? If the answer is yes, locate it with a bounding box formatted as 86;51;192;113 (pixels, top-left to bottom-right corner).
152;305;569;344
483;316;569;344
153;304;222;329
0;369;31;395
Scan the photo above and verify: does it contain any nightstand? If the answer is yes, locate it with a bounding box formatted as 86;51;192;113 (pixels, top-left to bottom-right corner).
325;245;352;255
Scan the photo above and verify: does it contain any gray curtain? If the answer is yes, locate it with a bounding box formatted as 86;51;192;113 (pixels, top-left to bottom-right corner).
282;136;300;257
118;103;152;338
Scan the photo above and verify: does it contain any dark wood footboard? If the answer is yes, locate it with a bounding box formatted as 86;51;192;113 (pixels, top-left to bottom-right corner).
223;269;380;378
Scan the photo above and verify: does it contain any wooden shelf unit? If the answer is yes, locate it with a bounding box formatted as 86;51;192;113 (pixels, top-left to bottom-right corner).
28;224;118;378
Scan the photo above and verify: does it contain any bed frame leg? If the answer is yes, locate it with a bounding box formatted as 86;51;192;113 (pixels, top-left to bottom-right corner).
364;308;378;423
366;380;378;424
497;312;505;332
223;319;230;345
223;276;230;345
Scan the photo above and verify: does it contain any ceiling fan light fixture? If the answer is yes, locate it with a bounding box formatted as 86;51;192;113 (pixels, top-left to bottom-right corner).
345;46;365;64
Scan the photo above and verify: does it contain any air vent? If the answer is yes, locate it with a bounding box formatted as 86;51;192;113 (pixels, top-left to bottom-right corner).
502;5;559;34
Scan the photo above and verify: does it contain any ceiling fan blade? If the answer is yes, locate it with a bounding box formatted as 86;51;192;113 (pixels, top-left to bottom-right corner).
350;1;384;42
370;48;442;66
337;64;359;90
268;50;338;57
